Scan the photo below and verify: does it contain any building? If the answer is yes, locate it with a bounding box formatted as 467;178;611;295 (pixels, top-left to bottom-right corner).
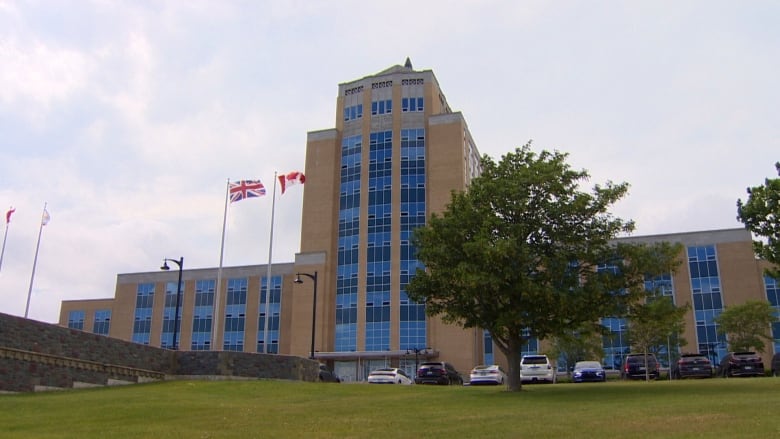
59;61;780;379
61;59;483;381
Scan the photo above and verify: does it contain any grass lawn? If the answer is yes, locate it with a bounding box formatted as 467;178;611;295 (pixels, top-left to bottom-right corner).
1;377;779;438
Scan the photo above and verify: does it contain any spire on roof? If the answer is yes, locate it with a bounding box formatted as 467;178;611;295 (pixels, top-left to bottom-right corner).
404;57;413;69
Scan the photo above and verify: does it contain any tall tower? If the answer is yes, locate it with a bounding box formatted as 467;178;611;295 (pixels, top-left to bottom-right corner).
291;59;483;380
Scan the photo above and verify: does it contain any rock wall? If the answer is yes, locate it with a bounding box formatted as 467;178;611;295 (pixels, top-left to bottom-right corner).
0;312;317;392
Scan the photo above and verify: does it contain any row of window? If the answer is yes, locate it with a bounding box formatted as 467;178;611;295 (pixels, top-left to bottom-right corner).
492;245;748;367
126;276;281;351
343;98;424;122
68;309;111;336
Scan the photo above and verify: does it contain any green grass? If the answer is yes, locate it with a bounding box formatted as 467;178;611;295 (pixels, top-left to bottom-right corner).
2;378;780;438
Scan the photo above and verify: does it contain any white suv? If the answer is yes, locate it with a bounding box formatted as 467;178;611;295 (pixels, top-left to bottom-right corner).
520;354;556;384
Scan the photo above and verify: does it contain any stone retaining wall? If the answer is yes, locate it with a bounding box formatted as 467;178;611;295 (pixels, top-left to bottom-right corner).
0;312;317;392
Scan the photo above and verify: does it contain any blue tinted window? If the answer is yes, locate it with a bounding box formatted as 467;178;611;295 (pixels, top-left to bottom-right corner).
161;280;184;349
224;278;247;351
132;283;154;345
68;310;85;330
688;245;727;364
399;128;427;350
191;279;215;350
258;275;282;354
336;135;362;352
92;309;111;335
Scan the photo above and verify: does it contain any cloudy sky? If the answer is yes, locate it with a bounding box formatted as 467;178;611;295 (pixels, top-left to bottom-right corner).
1;1;778;323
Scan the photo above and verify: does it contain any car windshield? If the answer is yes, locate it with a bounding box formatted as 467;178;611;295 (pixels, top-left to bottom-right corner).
628;356;654;363
523;356;548;365
575;361;601;369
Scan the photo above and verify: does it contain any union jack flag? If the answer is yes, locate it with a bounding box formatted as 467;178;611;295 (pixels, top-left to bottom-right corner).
229;180;266;203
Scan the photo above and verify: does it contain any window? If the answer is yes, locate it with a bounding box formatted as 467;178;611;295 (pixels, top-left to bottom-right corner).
343;104;363;121
132;283;154;345
68;310;85;330
402;97;424;112
258;275;282;354
371;99;392;115
92;309;111;335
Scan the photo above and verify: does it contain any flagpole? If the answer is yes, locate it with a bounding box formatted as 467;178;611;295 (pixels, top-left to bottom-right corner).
0;219;10;273
212;178;230;351
25;202;47;318
263;172;278;353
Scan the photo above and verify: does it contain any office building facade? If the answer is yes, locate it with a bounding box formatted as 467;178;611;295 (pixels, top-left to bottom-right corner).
59;62;779;379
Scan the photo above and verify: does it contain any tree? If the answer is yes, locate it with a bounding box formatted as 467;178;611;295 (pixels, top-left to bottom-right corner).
547;323;605;374
406;144;681;391
737;162;780;278
715;300;777;352
625;295;688;380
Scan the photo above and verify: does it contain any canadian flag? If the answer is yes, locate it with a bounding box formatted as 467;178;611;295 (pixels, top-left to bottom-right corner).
278;171;306;194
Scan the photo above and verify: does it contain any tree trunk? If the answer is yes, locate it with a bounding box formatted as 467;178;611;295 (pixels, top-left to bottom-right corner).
498;337;523;392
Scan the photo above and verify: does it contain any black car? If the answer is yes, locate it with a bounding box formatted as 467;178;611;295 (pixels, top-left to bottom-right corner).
622;353;660;380
318;364;341;383
772;353;780;377
415;361;463;385
672;353;713;379
717;352;764;377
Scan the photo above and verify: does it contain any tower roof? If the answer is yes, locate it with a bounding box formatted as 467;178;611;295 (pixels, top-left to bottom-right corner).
375;57;416;76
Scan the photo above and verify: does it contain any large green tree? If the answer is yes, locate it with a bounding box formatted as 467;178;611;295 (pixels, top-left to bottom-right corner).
715;300;777;352
737;162;780;278
406;144;681;391
626;294;688;380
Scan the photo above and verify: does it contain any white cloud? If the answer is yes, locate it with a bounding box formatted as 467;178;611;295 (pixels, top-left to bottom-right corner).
0;38;92;123
1;0;778;323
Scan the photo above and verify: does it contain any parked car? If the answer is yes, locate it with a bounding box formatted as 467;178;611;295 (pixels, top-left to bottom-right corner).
572;361;606;383
468;364;507;385
717;352;764;377
367;367;413;385
415;361;463;385
622;353;660;380
520;355;556;384
772;353;780;377
671;353;713;379
318;364;341;383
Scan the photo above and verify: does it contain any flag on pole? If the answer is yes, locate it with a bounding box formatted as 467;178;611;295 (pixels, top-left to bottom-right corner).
229;180;266;203
5;207;14;224
278;171;305;194
41;208;51;226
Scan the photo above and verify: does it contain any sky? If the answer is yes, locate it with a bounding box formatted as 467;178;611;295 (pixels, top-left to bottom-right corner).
1;0;778;324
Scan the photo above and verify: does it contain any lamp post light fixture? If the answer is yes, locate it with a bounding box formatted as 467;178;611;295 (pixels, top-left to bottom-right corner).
293;271;318;359
160;256;184;350
405;347;431;373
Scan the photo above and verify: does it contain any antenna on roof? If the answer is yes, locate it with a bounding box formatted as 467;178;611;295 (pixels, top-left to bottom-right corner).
404;57;413;69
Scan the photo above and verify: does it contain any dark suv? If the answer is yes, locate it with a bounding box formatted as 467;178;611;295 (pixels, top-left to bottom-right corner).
671;353;713;379
622;353;660;380
415;362;463;385
717;352;764;377
318;364;341;383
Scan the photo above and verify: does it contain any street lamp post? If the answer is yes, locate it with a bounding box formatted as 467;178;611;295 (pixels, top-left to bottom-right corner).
293;271;318;359
160;257;184;350
406;347;431;372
